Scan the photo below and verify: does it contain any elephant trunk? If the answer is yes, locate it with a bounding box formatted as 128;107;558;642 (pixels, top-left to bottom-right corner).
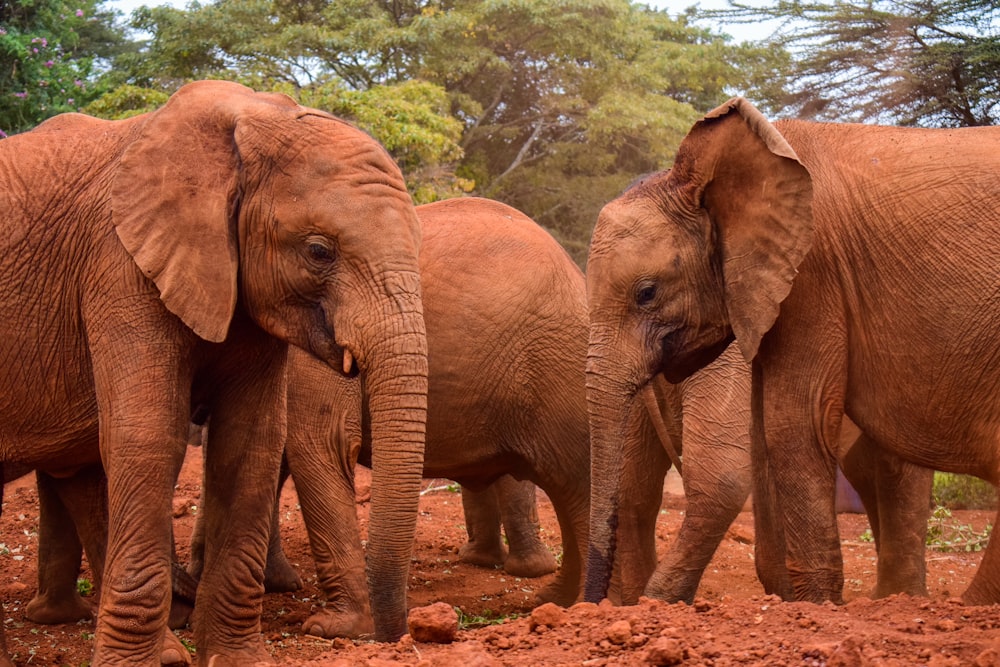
358;283;428;642
584;339;637;603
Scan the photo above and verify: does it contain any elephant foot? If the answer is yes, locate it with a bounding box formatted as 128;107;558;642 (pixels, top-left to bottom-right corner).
458;540;507;569
168;598;194;630
535;576;578;608
264;552;303;593
161;629;192;666
24;591;94;624
961;576;1000;605
302;607;374;639
303;609;374;639
504;545;558;578
644;567;700;605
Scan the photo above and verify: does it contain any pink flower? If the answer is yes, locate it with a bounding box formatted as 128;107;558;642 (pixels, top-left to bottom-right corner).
0;130;7;138
14;92;27;98
45;60;54;68
75;8;84;16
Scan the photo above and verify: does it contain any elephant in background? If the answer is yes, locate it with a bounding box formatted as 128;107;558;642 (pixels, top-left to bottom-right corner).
457;475;557;578
585;96;998;606
267;197;588;639
0;79;428;665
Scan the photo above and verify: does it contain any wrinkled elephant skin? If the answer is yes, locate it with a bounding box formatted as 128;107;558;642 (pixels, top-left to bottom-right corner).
282;198;591;639
585;96;1000;606
0;80;427;664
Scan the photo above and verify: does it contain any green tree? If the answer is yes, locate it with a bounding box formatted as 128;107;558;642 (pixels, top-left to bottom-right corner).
102;1;758;261
409;2;759;260
0;0;124;136
718;0;1000;126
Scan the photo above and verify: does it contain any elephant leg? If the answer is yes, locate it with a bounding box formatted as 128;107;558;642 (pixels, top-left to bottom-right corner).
457;483;507;569
285;397;373;640
840;436;931;598
530;443;590;607
190;339;287;665
963;504;1000;604
91;378;190;663
646;453;750;604
263;461;303;593
497;476;558;578
25;470;95;625
646;355;753;603
754;354;844;603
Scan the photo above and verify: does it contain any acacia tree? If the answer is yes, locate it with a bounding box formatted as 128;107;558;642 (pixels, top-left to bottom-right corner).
718;0;999;126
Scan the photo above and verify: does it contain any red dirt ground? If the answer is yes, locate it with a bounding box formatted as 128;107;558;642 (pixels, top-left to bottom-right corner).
1;444;998;666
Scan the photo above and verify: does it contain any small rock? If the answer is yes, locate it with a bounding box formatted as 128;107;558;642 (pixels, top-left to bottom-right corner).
692;598;712;613
606;619;632;645
644;637;685;665
529;602;568;631
407;602;458;643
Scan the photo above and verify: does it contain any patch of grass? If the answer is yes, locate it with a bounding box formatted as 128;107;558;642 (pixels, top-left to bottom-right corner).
455;607;520;630
932;472;997;510
177;634;197;654
76;578;94;597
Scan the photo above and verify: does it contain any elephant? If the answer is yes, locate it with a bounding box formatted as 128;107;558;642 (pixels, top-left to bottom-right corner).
584;96;999;606
0;79;428;665
272;197;592;639
456;475;558;578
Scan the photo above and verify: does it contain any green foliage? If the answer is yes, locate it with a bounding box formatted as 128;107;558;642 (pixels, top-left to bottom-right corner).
858;505;994;553
177;634;197;654
933;472;998;510
76;577;93;596
80;83;169;119
717;1;1000;126
298;79;470;202
925;506;992;553
455;606;520;630
0;0;124;135
101;0;751;262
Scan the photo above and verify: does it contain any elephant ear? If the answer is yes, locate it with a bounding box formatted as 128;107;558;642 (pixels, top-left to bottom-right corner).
110;80;302;342
673;97;814;363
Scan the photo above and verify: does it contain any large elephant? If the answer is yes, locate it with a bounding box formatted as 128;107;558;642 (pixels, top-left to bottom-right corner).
585;96;999;606
0;80;428;665
277;197;592;638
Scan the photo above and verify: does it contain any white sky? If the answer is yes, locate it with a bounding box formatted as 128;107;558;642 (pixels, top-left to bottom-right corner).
107;0;778;44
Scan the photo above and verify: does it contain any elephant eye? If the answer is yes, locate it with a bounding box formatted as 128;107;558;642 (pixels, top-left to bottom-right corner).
635;282;657;307
307;241;335;263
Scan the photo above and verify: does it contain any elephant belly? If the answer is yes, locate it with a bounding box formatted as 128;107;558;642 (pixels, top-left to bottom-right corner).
0;338;100;468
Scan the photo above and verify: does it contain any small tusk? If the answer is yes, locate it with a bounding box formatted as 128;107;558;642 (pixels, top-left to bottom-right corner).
343;348;354;375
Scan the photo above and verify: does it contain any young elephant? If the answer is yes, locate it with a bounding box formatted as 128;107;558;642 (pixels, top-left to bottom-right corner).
278;197;591;639
586;96;997;606
0;79;429;664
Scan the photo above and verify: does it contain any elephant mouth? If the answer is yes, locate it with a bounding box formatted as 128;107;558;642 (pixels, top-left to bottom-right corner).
658;328;734;383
